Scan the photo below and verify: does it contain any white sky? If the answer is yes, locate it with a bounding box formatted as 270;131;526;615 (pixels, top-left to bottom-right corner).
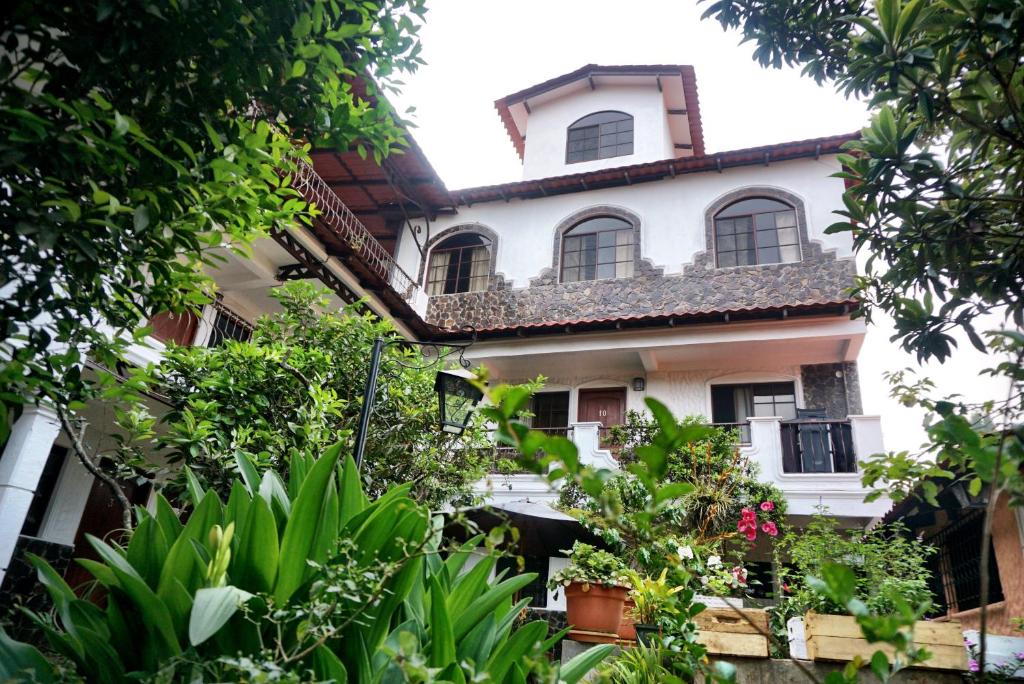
391;0;1010;454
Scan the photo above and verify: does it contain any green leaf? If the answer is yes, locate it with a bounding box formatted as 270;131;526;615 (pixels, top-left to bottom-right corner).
870;650;890;680
291;60;307;78
486;620;547;681
452;573;537;641
188;586;253;646
559;643;615;684
274;442;342;604
126;514;169;588
233;493;278;593
312;644;348;682
428;574;456;667
338;452;367;528
0;628;56;683
234;451;260;494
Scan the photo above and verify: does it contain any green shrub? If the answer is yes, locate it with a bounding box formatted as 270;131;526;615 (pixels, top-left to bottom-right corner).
0;445;612;683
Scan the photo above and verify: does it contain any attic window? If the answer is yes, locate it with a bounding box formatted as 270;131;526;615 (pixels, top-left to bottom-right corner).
427;233;491;295
714;198;800;267
566;111;633;163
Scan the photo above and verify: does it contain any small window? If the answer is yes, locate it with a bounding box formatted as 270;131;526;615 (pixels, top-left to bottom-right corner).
566;111;633;164
427;233;491;295
561;217;634;283
710;381;798;443
714;198;800;267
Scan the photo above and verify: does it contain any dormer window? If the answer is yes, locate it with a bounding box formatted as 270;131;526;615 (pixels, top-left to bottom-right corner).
566;111;633;164
561;216;634;282
714;198;800;267
427;233;491;295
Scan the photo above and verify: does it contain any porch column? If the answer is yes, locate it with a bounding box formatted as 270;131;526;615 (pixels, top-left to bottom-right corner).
0;405;61;583
568;422;619;471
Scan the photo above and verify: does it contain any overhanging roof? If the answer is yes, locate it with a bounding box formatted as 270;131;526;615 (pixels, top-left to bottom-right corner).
450;132;858;207
494;64;705;160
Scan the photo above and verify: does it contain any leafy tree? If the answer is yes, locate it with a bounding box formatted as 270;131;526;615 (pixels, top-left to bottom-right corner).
123;283;491;509
700;0;1024;673
0;0;426;435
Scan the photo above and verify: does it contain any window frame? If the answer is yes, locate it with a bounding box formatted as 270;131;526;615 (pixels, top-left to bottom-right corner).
565;111;634;164
426;233;492;295
713;197;801;268
559;216;635;283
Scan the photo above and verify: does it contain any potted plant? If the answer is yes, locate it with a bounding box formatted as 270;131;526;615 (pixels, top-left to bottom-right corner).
777;511;966;671
628;569;685;645
550;542;630;635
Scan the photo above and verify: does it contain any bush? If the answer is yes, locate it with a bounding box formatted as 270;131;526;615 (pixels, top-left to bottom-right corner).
0;446;613;683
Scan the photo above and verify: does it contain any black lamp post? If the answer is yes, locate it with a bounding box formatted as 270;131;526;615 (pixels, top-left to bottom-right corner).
352;336;482;469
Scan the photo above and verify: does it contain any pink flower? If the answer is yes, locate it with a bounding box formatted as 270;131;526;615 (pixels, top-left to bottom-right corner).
761;521;779;537
740;507;757;521
745;529;757;542
731;566;748;584
782;582;792;593
760;501;775;512
969;659;980;673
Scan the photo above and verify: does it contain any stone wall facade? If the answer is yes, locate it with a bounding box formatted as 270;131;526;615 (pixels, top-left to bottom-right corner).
800;362;863;419
426;256;856;329
424;186;856;330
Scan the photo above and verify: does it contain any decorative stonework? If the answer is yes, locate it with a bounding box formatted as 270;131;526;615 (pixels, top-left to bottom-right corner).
426;256;856;329
800;362;863;419
417;223;510;292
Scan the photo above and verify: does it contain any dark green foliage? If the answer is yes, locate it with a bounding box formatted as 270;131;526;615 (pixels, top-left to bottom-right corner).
1;445;611;682
154;282;491;507
0;0;425;435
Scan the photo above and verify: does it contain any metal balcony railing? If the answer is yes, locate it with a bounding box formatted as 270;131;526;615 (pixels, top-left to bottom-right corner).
779;419;856;473
290;160;420;303
489;426;573;473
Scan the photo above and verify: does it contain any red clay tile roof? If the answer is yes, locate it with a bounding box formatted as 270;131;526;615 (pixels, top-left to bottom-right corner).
431;301;859;340
494;64;705;160
450;132;858;207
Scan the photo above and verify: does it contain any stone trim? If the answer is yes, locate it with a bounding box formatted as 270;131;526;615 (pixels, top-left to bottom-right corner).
531;205;662;287
687;186;829;273
418;223;509;293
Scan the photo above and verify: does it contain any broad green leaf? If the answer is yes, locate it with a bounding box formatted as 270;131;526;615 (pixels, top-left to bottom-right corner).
486;620;547;681
0;628;56;683
428;574;455;667
312;644;348;682
338;452;368;527
127;515;169;588
453;573;537;641
559;643;615;684
188;586;254;646
274;442;342;604
233;493;278;593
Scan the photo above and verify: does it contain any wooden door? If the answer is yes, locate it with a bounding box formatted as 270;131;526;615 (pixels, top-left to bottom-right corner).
577;388;626;427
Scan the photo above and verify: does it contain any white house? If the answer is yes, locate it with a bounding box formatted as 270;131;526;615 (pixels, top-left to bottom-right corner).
0;65;888;602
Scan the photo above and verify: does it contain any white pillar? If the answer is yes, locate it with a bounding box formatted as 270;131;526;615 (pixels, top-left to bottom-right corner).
848;415;884;464
568;422;619;471
0;405;61;582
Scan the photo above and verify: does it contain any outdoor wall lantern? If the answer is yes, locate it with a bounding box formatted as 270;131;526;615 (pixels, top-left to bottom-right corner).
353;336;480;469
632;377;646;392
435;371;484;435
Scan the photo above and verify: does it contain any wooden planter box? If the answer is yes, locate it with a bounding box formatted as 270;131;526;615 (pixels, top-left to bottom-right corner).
804;612;967;672
695;607;770;658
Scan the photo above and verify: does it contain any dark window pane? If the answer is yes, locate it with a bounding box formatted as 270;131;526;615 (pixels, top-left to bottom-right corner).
583;262;596;280
735;232;754;250
755;212;776;230
758;229;779;247
737;249;757;265
716;197;792;218
597;263;615;279
718;235;736;252
564;236;581;252
598;246;615;263
719;251;736;267
758;246;781;263
582;234;598;251
716;219;735;236
563;267;579;282
598;231;616;247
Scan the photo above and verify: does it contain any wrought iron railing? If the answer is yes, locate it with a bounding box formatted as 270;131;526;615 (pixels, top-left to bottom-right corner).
198;297;255;348
290;160;420;303
489;426;573;473
779;419;856;473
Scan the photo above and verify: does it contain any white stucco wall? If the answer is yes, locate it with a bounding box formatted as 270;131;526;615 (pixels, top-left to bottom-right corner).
398;156;851;290
521;85;674;180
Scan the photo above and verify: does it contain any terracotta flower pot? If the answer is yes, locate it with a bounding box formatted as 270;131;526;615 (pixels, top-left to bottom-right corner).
618;598;637;640
564;581;627;634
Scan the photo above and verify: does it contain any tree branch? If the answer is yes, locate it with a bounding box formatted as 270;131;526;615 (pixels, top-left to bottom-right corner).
56;405;134;532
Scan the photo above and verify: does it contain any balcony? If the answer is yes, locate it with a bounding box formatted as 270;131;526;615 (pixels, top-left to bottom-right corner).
473;415;889;521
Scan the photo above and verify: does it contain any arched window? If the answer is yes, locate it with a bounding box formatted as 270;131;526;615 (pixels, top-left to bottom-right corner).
561;216;634;282
566;111;633;163
714;197;800;267
426;233;491;295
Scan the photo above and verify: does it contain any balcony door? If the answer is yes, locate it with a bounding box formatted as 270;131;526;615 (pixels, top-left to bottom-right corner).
530;392;570;436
